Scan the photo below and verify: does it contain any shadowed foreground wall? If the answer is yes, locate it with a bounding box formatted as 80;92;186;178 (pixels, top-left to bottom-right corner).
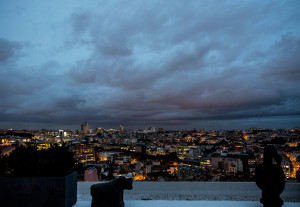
0;172;77;207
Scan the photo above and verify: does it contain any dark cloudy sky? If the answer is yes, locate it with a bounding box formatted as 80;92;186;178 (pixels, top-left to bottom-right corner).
0;0;300;130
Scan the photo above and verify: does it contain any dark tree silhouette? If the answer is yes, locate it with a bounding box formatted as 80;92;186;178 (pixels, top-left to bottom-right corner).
4;144;76;177
0;150;7;176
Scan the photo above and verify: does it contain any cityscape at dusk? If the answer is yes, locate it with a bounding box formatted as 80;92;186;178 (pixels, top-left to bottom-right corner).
1;124;300;182
1;1;300;206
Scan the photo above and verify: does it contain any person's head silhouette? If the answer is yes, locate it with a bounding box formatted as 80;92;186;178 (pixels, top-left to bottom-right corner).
263;145;281;165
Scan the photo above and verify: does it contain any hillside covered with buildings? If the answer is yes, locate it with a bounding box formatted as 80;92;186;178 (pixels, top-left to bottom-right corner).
1;125;300;182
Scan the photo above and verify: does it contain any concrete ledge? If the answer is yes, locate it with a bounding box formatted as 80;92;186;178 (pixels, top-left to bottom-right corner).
78;182;300;202
73;200;300;207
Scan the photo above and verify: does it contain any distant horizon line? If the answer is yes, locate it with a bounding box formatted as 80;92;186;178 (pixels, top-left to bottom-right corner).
1;126;299;132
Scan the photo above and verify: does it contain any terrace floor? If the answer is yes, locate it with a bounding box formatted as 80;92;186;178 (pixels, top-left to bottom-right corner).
76;181;300;207
73;200;300;207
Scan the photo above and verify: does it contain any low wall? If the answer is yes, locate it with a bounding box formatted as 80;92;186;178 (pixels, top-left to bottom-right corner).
0;172;77;207
78;182;300;202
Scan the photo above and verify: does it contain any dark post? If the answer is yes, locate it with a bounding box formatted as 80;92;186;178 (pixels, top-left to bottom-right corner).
255;145;285;207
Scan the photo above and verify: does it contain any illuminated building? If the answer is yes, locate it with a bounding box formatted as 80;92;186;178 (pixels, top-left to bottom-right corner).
201;159;212;170
81;122;89;134
58;130;64;138
211;154;243;174
71;144;95;164
37;143;52;150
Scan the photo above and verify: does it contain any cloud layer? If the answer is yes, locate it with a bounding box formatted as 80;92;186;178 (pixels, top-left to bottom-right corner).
0;0;300;130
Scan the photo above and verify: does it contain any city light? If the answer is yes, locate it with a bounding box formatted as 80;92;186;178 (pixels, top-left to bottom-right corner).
0;126;299;181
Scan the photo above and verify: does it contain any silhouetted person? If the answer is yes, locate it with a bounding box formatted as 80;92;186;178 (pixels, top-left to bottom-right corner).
90;176;133;207
255;145;285;207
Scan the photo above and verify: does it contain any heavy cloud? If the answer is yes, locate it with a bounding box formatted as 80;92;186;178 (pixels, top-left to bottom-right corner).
0;38;23;63
0;0;299;130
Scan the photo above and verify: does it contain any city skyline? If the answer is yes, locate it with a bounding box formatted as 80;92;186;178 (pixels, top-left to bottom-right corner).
1;123;299;132
1;1;300;130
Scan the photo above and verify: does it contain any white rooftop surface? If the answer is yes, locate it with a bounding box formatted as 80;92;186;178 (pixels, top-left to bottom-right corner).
73;200;300;207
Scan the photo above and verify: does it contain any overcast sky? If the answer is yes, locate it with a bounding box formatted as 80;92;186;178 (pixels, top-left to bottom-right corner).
0;0;299;130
